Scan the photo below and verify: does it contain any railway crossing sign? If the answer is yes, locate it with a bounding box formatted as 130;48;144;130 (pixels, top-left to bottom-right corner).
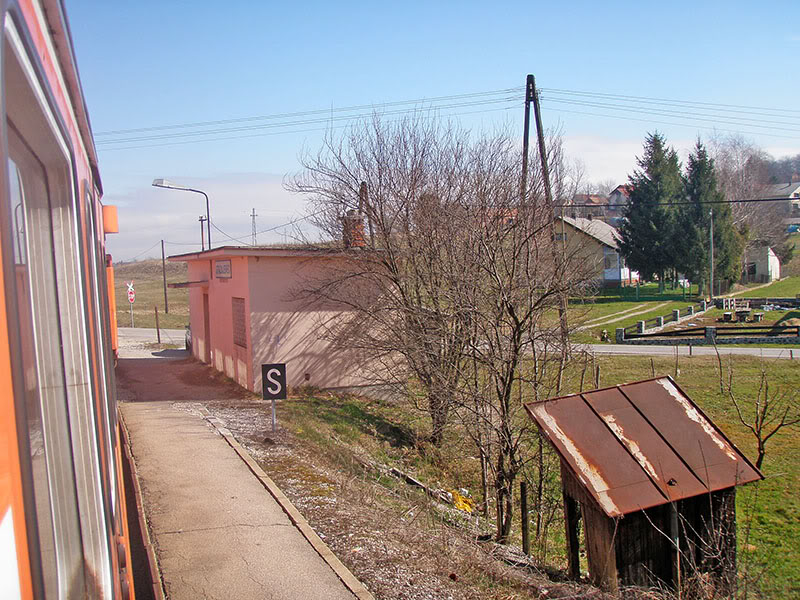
126;281;135;304
262;363;287;434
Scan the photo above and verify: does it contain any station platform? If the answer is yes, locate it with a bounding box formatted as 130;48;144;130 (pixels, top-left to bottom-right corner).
116;345;371;600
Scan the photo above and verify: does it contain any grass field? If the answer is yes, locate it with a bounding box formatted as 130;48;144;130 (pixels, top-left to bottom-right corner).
279;354;799;598
113;259;190;329
732;276;800;299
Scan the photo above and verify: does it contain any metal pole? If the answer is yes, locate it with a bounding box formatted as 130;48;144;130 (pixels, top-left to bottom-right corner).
199;216;206;251
129;301;134;328
161;240;169;314
202;190;211;249
271;397;277;434
709;208;714;300
154;306;161;344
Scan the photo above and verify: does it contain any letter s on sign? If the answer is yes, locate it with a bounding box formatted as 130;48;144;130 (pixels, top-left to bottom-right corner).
266;368;282;395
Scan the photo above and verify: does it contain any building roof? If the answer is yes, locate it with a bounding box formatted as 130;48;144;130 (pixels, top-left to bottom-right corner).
610;185;632;197
559;216;621;249
168;245;357;262
525;377;762;518
573;194;608;206
763;182;800;199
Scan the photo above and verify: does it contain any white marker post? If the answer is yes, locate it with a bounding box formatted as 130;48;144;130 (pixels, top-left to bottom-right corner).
261;364;287;433
127;281;136;327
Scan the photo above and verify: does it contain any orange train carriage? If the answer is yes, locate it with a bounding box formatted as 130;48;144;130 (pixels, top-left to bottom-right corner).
1;1;134;598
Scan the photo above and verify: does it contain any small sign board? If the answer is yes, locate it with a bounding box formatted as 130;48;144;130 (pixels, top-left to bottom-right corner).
262;363;286;434
126;281;135;304
215;259;232;279
261;364;287;400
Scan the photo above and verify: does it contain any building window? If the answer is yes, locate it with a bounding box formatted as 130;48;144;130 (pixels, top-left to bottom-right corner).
603;248;619;270
232;297;247;348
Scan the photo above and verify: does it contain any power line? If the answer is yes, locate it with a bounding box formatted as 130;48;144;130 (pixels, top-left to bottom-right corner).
540;106;800;141
96;96;518;146
542;97;800;134
94;87;521;137
541;87;800;116
561;197;796;208
97;104;519;152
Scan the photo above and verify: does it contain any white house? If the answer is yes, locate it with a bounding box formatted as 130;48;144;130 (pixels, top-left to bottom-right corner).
744;246;781;283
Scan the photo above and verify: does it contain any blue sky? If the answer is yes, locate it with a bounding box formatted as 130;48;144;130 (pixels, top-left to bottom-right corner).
65;0;800;260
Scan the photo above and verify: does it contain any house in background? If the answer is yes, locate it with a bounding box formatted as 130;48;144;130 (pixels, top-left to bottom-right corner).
169;246;372;393
764;182;800;228
556;216;637;287
743;246;781;284
570;193;609;221
606;184;631;226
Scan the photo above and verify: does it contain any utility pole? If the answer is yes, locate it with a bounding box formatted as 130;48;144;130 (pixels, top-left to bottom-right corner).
251;208;258;246
161;240;169;314
529;74;570;390
520;74;534;204
709;208;714;300
199;216;207;251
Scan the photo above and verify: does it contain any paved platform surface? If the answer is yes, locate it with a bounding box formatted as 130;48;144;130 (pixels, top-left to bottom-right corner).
118;348;359;600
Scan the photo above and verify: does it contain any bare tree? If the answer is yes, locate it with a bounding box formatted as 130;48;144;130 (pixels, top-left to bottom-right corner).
706;133;791;263
287;114;487;446
727;363;800;470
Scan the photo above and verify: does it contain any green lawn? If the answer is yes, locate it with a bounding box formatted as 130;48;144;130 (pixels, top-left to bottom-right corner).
113;259;190;329
278;355;799;598
732;276;800;299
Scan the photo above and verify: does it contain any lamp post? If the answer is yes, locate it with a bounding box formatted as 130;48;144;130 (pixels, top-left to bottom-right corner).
152;178;211;250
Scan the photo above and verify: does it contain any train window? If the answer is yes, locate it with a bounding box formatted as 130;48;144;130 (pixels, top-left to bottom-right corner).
3;17;113;598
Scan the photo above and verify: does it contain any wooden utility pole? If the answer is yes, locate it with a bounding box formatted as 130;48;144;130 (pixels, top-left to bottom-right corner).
199;216;207;251
161;240;169;314
520;74;534;203
521;481;530;555
154;306;161;344
251;208;258;246
529;74;570;389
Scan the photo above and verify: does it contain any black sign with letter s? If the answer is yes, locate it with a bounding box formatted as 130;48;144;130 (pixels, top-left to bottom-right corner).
261;363;287;400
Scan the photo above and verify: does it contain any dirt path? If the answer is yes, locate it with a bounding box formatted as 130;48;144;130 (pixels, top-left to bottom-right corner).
578;301;671;330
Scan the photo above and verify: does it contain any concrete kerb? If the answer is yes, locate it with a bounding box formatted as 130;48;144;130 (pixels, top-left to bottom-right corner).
197;408;375;600
119;413;167;600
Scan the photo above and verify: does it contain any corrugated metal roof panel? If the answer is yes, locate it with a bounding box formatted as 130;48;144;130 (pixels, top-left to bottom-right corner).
525;376;762;518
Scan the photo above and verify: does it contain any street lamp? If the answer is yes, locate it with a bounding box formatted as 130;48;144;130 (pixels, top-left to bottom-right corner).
152;178;212;250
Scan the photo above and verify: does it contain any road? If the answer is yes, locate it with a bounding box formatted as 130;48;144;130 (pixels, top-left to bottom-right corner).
117;327;798;360
584;343;799;360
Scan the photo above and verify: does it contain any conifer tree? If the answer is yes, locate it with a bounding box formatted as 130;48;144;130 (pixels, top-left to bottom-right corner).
619;132;682;291
676;141;743;294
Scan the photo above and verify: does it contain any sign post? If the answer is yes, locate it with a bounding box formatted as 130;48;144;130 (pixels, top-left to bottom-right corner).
126;281;135;327
261;363;287;434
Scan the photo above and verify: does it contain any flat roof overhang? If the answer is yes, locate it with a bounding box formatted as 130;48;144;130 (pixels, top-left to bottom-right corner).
167;245;363;262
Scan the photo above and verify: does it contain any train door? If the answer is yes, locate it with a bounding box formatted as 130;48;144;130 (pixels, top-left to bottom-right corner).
1;14;114;598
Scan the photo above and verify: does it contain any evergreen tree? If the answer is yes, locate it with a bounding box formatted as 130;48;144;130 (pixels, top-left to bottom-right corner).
676;141;743;294
619;132;682;290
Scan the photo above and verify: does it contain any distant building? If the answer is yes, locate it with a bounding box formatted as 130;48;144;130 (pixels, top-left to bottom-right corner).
570;193;609;221
169;246;372;393
606;185;632;226
556;216;638;286
743;245;781;284
763;182;800;224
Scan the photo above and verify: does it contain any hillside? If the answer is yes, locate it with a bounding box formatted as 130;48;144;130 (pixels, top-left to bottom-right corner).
113;259;190;329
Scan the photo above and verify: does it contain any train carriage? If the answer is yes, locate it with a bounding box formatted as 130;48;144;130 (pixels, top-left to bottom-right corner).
0;1;131;598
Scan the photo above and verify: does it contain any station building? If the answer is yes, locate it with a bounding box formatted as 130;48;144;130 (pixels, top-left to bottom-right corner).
169;246;371;393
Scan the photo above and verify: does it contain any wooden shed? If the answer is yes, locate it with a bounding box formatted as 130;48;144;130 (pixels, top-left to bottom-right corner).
525;376;762;594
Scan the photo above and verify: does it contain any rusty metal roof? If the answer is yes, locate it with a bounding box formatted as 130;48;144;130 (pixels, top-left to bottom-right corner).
525;376;762;518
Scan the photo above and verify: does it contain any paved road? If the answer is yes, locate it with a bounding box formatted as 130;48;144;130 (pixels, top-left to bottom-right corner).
584;343;799;360
117;326;798;361
118;326;185;346
117;343;368;600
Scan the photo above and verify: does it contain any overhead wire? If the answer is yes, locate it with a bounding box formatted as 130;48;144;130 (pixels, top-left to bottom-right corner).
94;87;522;137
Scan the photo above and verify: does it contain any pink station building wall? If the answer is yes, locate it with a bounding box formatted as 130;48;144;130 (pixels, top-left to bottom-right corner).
176;248;369;394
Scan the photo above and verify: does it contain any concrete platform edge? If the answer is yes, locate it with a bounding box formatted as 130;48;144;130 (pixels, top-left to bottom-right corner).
198;408;375;600
120;412;167;600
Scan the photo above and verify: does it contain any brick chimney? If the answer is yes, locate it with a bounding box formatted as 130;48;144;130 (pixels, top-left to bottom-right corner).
342;209;366;249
